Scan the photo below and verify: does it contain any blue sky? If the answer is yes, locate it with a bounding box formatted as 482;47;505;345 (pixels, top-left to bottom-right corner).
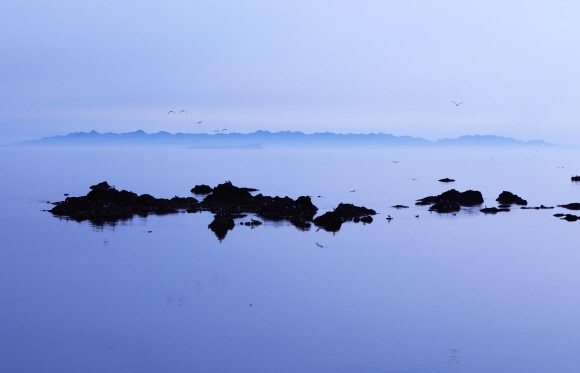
2;0;580;144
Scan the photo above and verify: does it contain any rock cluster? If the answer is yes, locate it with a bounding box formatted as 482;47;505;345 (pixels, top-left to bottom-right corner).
572;176;580;181
50;182;199;224
416;189;484;213
312;203;376;232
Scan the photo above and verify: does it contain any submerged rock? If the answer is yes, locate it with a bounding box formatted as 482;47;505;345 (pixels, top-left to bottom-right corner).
416;189;484;213
496;191;527;206
480;207;510;214
49;181;199;225
313;203;377;232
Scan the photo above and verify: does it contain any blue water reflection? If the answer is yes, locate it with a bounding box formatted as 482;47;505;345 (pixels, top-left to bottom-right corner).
1;147;580;372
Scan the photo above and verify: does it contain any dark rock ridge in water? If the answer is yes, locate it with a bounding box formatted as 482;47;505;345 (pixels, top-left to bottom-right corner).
496;191;527;205
391;205;409;209
480;207;510;214
572;176;580;181
438;178;455;183
558;203;580;210
313;203;376;232
416;189;484;213
521;205;554;210
562;214;579;222
200;181;317;233
49;182;199;224
191;184;213;194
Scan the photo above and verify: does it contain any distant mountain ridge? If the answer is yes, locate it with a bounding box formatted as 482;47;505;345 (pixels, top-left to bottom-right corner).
2;130;556;148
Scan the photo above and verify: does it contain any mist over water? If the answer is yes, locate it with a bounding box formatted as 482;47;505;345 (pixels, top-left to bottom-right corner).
1;147;580;372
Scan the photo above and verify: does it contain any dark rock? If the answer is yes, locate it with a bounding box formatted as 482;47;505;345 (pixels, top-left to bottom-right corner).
50;182;199;225
191;184;213;194
353;217;360;223
360;216;373;223
572;176;580;181
496;191;527;206
438;178;455;182
480;207;510;213
498;204;511;208
558;203;580;210
562;214;579;222
202;181;254;210
553;213;565;217
313;203;377;232
391;205;409;209
208;212;235;240
416;189;484;213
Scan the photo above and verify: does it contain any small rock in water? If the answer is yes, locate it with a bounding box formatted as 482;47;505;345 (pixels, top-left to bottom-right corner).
438;178;455;183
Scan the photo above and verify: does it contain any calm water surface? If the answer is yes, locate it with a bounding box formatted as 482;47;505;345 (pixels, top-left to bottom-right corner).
1;147;580;372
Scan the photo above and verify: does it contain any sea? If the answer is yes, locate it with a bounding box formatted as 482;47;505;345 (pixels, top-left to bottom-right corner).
1;146;580;372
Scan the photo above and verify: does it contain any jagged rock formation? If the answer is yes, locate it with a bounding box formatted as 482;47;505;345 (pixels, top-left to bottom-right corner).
49;182;198;225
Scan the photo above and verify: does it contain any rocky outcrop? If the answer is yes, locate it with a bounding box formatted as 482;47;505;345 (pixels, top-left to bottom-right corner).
572;176;580;181
521;205;553;210
416;189;484;213
496;191;527;205
438;178;455;182
50;182;198;225
313;203;376;232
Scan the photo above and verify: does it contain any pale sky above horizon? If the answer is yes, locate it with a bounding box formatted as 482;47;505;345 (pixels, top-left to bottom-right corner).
2;1;580;145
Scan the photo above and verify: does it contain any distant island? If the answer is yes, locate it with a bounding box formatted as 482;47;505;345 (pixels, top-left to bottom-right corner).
2;130;556;149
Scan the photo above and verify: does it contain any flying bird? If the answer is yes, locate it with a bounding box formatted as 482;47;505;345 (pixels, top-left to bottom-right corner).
196;121;203;124
349;190;356;193
451;101;463;106
315;243;326;248
180;110;187;113
167;111;176;114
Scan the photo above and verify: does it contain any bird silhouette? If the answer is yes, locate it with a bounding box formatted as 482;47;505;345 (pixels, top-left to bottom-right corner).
196;121;203;124
349;190;356;193
392;161;399;163
180;110;187;113
167;111;176;114
315;243;326;248
451;101;463;106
